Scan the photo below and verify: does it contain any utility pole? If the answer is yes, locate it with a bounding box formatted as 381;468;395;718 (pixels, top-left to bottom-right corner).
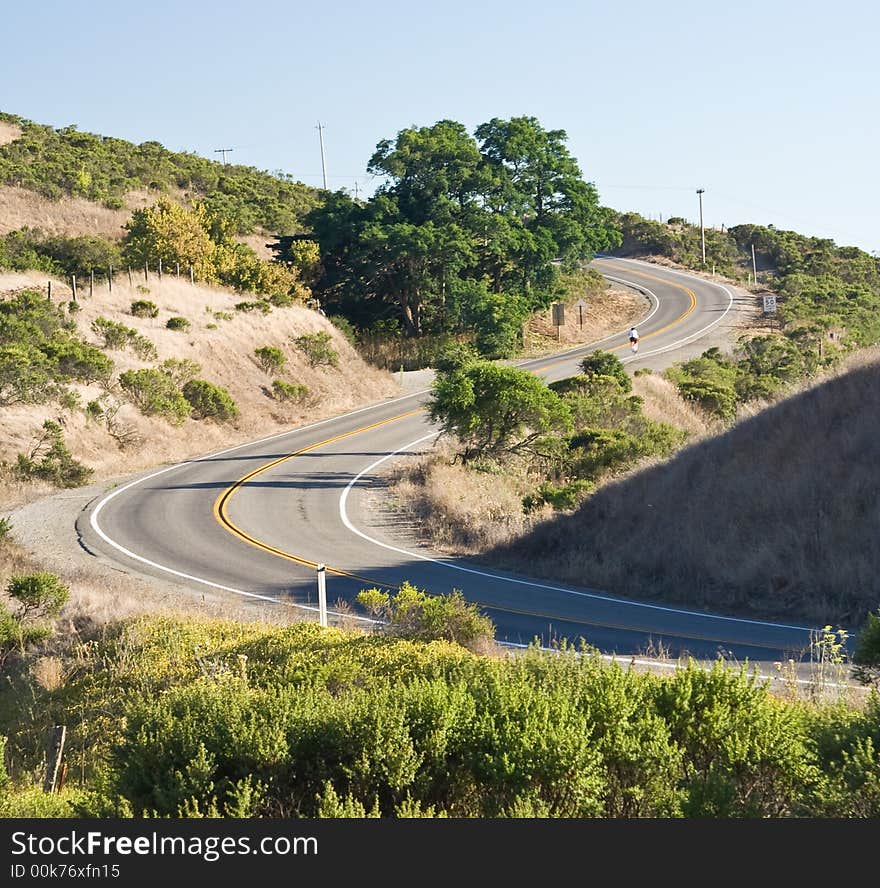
696;188;706;264
214;148;234;165
316;121;328;190
751;243;758;284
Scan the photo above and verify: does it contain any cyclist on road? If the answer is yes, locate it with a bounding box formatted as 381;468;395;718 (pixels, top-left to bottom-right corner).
629;327;639;346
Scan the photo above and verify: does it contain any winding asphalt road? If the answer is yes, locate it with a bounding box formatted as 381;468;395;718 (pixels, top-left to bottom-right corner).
78;258;818;668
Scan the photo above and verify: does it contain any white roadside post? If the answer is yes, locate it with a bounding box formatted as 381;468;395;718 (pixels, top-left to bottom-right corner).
317;563;328;627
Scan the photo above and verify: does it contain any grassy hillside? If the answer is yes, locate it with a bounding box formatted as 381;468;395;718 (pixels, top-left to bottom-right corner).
613;212;880;418
0;111;320;234
0;271;395;509
488;347;880;629
0;611;876;818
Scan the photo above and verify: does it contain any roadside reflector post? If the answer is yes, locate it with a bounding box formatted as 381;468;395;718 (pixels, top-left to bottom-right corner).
317;563;328;627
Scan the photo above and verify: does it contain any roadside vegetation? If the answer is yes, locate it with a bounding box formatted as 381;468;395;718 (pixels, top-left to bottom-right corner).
614;212;880;419
0;111;318;231
1;597;879;818
488;347;880;629
0;276;394;510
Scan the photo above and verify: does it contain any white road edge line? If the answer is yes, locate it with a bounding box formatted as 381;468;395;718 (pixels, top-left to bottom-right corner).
337;432;812;632
86;390;438;624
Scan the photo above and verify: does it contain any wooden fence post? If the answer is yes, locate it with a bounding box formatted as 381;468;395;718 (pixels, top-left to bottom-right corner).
89;270;94;299
189;265;194;285
43;725;67;793
71;275;77;302
108;266;113;292
128;266;134;287
158;258;163;280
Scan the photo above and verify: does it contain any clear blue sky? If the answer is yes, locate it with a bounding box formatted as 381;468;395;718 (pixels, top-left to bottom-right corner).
2;0;878;252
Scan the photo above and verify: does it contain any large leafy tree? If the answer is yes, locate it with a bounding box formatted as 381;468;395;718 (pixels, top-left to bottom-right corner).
429;360;572;461
306;116;620;351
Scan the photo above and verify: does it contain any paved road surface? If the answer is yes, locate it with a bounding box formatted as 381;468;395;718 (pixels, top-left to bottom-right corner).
80;258;818;668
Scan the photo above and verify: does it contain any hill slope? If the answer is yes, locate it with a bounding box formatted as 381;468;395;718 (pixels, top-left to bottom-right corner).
0;271;395;509
489;348;880;628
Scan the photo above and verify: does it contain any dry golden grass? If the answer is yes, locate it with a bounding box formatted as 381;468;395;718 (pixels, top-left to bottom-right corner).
0;120;22;146
0;183;266;259
0;271;396;509
0;185;159;239
633;372;718;439
489;347;880;628
390;443;547;553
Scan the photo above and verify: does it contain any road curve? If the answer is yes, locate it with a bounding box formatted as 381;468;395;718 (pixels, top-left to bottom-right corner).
79;259;818;668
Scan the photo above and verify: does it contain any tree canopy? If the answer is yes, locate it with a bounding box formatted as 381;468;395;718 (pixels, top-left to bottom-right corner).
305;117;620;353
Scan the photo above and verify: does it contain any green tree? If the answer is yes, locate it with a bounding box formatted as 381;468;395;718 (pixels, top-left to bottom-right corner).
429;361;571;461
122;199;217;282
852;610;880;686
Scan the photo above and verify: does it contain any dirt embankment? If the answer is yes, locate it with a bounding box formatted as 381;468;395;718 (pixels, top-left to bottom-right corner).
0;271;398;511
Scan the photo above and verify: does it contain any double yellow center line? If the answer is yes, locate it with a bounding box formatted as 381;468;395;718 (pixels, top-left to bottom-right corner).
208;265;744;643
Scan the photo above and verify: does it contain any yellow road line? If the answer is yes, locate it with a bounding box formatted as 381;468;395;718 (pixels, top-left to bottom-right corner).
213;408;423;584
535;262;696;373
209;265;750;645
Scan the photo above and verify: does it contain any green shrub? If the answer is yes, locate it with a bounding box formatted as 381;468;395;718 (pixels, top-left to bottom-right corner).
580;350;632;392
294;331;339;368
523;479;594;512
212;311;233;321
119;369;190;425
130;300;158;319
356;581;494;648
0;344;55;406
254;346;286;374
129;333;158;360
666;349;739;420
41;337;113;383
271;380;309;403
6;572;69;621
90;317;157;360
235;300;272;314
328;315;357;347
182;379;239;422
15;420;93;487
165;316;190;332
0;517;12;541
91;316;132;350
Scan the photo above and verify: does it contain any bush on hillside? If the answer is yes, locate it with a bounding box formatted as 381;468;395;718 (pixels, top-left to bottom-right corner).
294;331;339;368
130;300;159;319
119;368;190;425
254;346;286;375
165;316;190;332
14;420;93;488
182;379;239;422
271;380;309;403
